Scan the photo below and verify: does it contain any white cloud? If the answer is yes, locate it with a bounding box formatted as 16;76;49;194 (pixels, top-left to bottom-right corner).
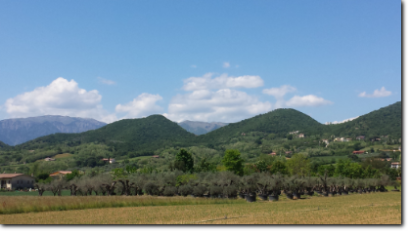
97;77;116;85
183;73;264;91
164;88;272;123
325;116;359;125
115;93;163;119
4;77;118;123
223;62;230;68
359;87;392;98
285;95;333;107
191;65;197;68
263;85;297;99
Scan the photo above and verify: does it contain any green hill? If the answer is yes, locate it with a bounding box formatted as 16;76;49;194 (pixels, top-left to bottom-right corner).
197;108;324;144
0;140;9;149
14;102;402;155
326;101;402;139
17;115;195;155
197;101;402;145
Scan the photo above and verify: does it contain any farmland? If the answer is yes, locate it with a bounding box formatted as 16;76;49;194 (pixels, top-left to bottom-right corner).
0;192;401;224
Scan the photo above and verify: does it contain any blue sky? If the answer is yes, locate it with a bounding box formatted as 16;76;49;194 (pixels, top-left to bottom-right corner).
0;0;401;124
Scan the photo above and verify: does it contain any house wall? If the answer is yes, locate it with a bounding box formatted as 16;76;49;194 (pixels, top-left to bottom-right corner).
0;179;12;189
11;176;35;190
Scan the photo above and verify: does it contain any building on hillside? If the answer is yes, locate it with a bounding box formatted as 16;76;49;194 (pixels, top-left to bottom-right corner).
345;138;352;142
285;151;293;155
385;158;393;162
50;171;72;180
334;137;346;142
101;158;115;164
269;152;276;156
44;157;55;161
356;136;366;140
0;174;35;190
298;133;305;138
241;132;246;136
152;155;160;158
288;131;299;135
352;150;365;154
391;162;400;169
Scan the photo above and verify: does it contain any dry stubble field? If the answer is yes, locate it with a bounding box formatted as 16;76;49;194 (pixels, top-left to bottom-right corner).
0;192;401;224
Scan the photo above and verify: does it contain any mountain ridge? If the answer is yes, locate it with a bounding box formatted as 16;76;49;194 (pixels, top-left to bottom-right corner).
9;102;402;154
0;115;107;146
178;120;229;135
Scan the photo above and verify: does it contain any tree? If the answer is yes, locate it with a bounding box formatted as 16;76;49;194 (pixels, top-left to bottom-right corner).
269;160;289;175
286;153;311;176
66;170;81;181
174;149;194;173
222;149;244;176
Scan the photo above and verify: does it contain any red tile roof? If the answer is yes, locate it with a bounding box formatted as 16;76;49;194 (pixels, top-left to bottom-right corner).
0;173;29;179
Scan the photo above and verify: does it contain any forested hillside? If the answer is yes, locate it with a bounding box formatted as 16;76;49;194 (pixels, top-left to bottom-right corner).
17;115;195;156
197;108;325;145
0;141;9;149
326;102;401;139
0;102;402;175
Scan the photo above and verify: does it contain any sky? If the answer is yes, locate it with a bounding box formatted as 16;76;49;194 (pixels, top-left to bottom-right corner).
0;0;401;124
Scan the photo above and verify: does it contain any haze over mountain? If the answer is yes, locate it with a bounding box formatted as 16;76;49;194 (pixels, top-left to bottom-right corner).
178;121;229;135
0;115;107;146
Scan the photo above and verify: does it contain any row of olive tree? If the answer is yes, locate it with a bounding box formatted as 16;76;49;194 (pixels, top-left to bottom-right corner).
34;170;397;200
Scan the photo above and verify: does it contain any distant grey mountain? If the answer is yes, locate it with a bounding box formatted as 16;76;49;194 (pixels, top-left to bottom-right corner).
178;120;228;135
0;115;107;146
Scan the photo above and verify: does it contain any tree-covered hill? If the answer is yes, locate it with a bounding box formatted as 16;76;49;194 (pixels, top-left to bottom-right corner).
197;101;402;145
17;115;196;155
0;140;9;149
326;101;401;139
12;102;402;155
197;108;325;144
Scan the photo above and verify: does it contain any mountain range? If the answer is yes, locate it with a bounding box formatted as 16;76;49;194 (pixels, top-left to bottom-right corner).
178;121;228;135
11;102;401;155
0;115;107;146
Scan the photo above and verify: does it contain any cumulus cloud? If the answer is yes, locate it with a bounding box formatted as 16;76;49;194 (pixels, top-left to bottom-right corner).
325;116;359;125
183;73;264;91
115;93;163;119
263;85;297;99
223;62;230;68
285;95;333;107
97;77;116;85
359;87;391;98
3;77;118;123
164;88;272;123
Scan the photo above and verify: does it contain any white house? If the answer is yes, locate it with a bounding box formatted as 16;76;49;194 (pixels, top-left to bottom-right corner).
101;158;115;164
0;173;35;190
391;162;400;169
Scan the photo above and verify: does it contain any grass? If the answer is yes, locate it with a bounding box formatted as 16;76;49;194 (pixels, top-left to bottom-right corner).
0;195;239;215
53;153;73;159
0;190;71;196
0;192;401;224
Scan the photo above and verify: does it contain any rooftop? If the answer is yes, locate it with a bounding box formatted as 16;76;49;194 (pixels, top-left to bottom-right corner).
0;173;29;179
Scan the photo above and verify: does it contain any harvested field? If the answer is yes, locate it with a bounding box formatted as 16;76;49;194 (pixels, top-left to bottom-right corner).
0;192;401;224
